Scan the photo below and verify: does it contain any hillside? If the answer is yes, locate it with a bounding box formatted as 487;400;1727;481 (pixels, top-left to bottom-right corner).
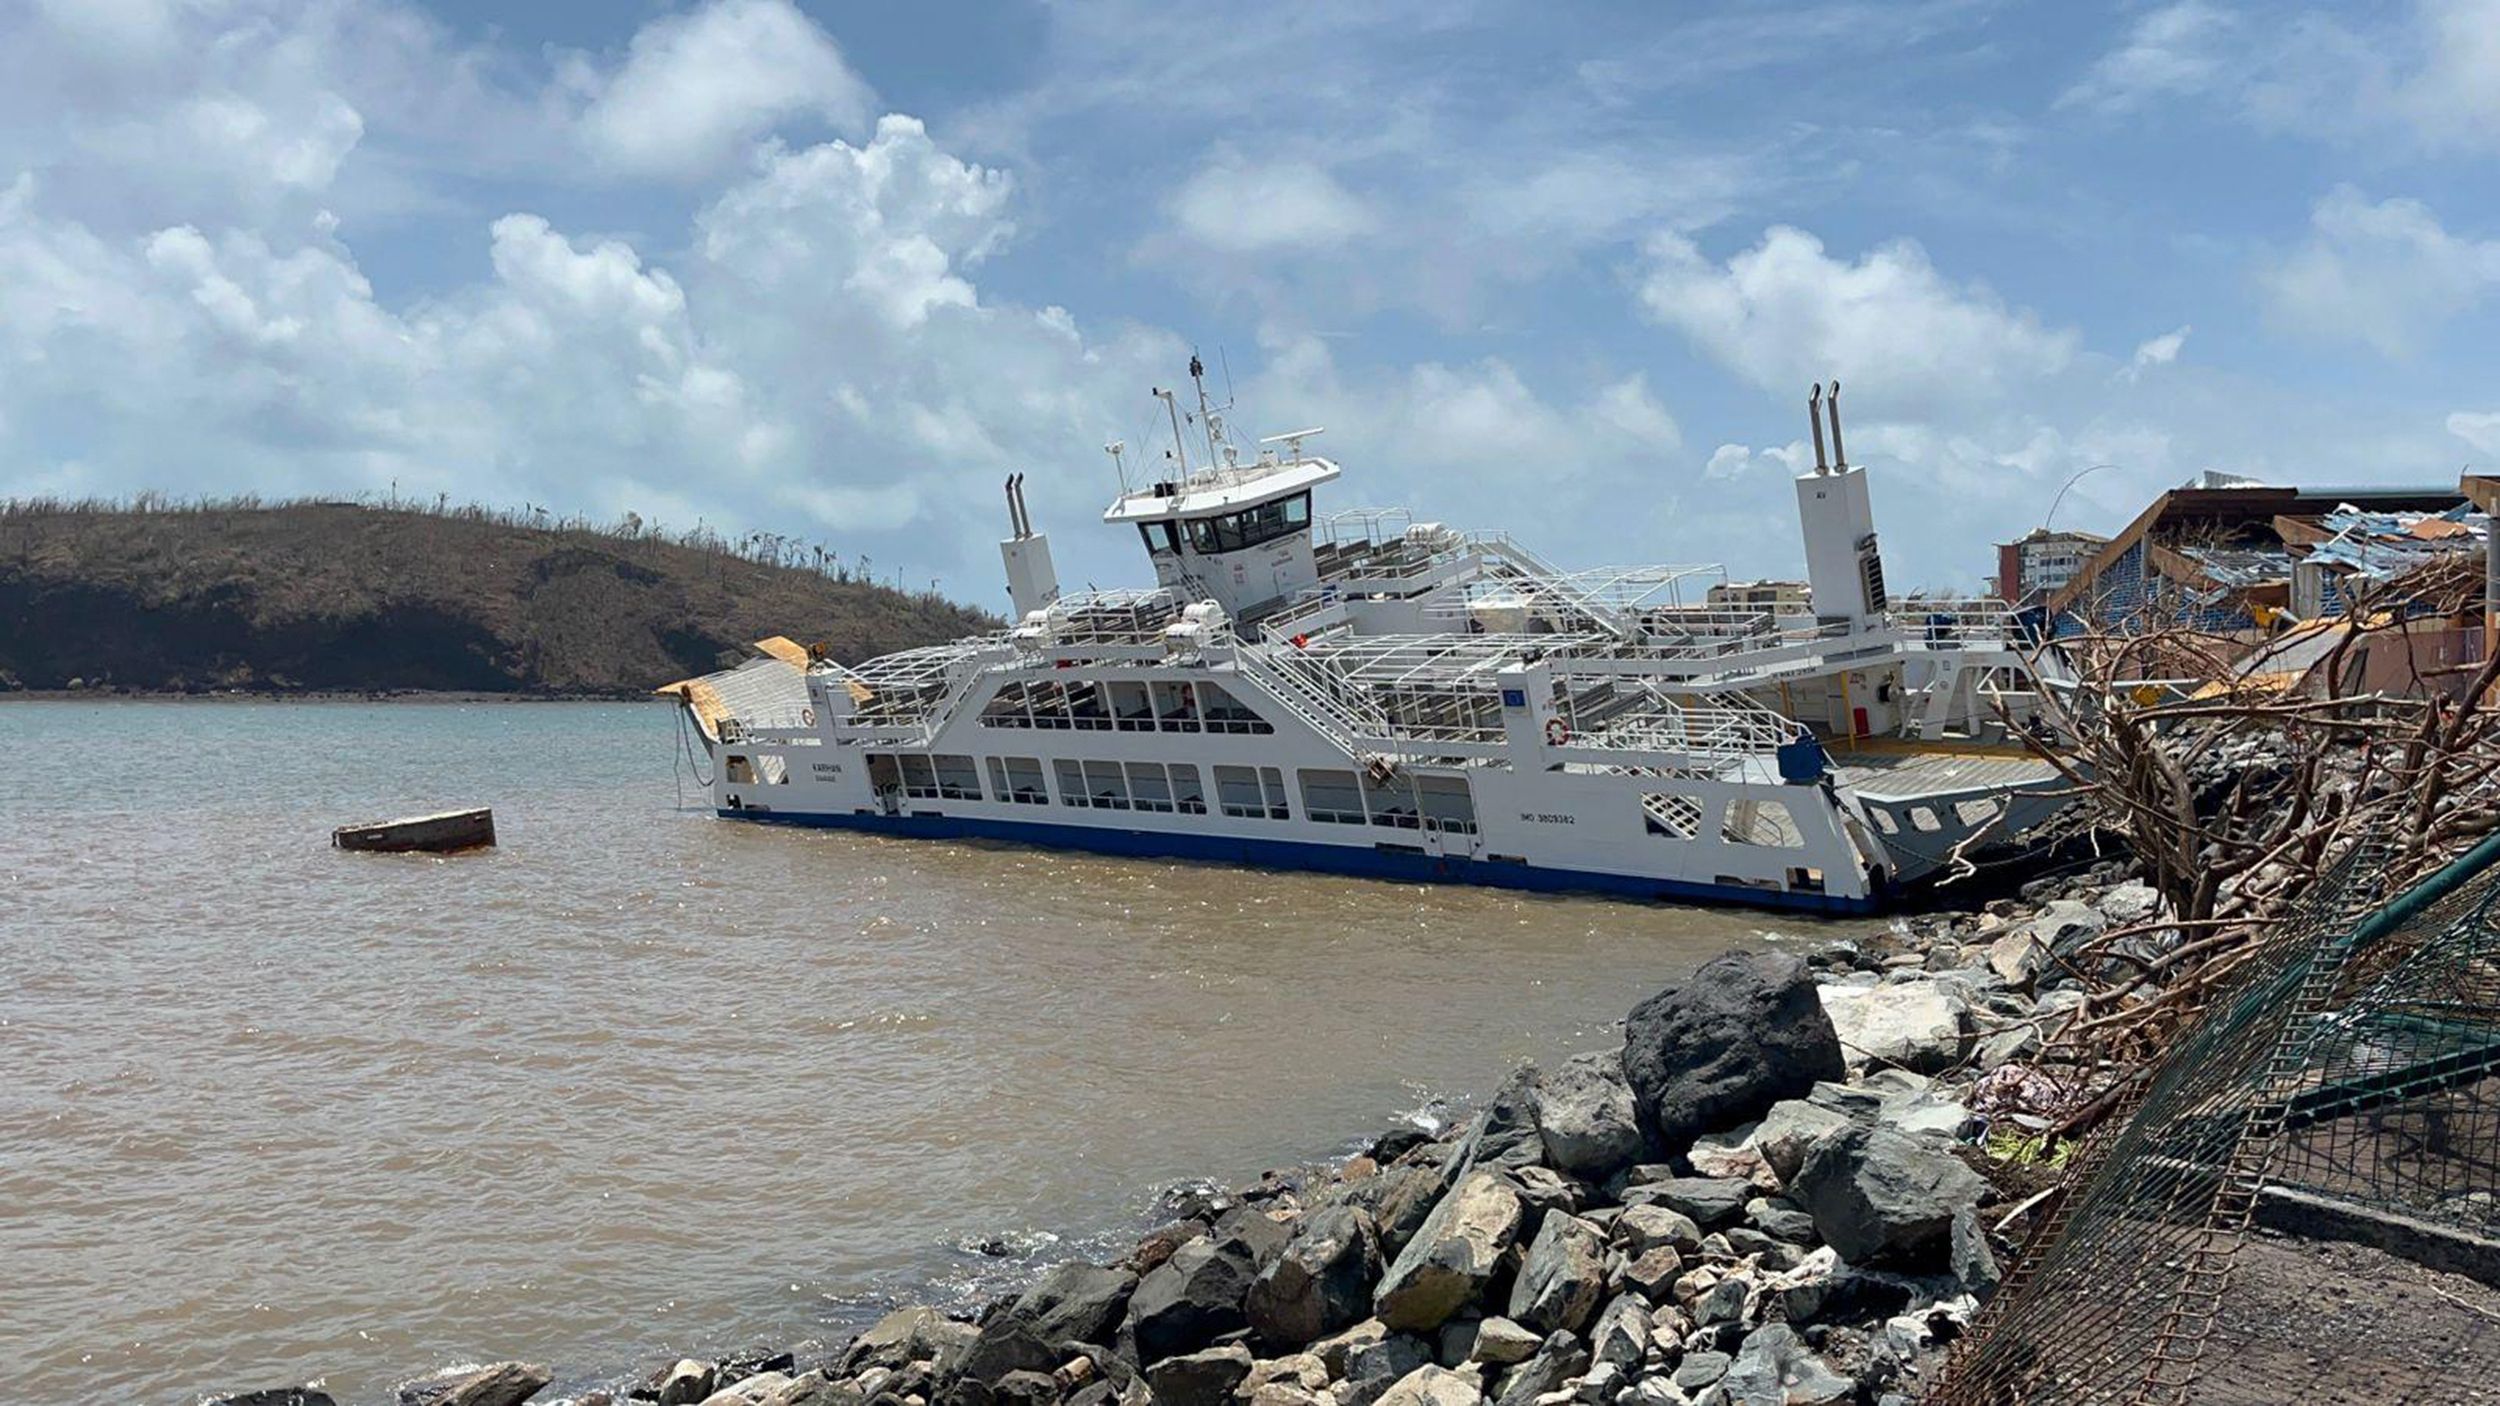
0;501;999;695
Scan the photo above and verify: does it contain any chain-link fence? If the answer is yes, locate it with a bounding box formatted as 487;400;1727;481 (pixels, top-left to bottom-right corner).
1929;837;2500;1405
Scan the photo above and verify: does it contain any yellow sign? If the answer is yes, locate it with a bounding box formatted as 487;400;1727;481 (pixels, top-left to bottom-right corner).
2130;684;2163;708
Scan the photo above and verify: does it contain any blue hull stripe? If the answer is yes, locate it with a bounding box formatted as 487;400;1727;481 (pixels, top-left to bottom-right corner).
717;807;1881;915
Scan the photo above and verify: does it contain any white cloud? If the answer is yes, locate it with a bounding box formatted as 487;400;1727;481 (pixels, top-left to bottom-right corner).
2131;325;2191;369
1635;226;2077;410
2059;2;2236;113
699;116;1014;330
2259;187;2500;358
2065;1;2500;155
1166;156;1376;255
2451;411;2500;458
577;0;875;181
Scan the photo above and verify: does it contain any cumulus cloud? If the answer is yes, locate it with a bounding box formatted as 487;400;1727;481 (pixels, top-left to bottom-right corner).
1635;226;2077;410
577;0;876;181
2259;187;2500;358
1166;155;1376;255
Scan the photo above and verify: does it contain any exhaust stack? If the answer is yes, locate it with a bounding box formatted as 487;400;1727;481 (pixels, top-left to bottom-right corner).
1826;380;1847;471
1808;384;1829;474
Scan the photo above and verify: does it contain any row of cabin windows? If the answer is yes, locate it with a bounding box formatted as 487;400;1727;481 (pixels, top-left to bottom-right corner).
866;755;1477;833
1297;768;1479;834
1053;759;1210;814
980;680;1273;736
1135;492;1313;557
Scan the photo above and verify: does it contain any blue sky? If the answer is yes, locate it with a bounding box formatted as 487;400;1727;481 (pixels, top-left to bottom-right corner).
5;1;2500;607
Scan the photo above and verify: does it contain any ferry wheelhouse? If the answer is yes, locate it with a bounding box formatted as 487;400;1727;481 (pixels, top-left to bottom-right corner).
664;375;2066;913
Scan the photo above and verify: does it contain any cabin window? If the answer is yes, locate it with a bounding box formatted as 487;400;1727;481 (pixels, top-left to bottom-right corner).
1722;799;1805;848
1200;683;1273;735
1416;776;1476;834
1170;763;1208;814
1183;492;1313;555
1362;771;1421;830
1138;521;1182;555
1642;793;1701;841
1155;681;1202;732
932;754;982;800
899;753;941;799
1300;769;1367;825
1082;759;1131;809
867;755;901;794
726;755;756;785
1110;681;1156;731
1215;765;1288;818
1908;806;1944;833
1127;762;1175;813
988;756;1048;804
1053;759;1086;805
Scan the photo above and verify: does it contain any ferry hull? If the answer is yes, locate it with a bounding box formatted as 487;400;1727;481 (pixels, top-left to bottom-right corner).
715;805;1887;915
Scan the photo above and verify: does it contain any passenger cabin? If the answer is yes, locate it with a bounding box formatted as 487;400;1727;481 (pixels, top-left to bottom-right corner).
1104;453;1340;625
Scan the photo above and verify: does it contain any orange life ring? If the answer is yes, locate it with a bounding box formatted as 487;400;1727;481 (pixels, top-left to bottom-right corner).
1545;717;1571;746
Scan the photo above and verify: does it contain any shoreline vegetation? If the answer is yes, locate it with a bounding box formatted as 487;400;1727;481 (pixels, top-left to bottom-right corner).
205;864;2160;1406
0;495;995;697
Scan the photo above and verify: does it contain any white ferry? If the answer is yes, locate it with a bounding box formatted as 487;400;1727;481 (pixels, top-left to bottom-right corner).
663;372;2066;913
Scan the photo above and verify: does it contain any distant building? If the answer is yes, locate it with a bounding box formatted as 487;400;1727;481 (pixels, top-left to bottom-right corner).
1708;579;1811;612
2046;478;2492;696
1994;528;2110;606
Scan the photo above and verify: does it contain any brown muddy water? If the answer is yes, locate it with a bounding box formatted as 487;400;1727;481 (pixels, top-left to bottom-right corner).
0;700;1875;1404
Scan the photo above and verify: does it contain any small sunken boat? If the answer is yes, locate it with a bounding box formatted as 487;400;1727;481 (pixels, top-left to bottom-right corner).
332;806;496;854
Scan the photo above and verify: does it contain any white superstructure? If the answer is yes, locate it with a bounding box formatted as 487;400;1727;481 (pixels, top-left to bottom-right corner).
665;372;2067;913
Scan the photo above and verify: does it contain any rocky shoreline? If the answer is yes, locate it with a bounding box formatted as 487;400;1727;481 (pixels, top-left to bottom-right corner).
205;867;2157;1406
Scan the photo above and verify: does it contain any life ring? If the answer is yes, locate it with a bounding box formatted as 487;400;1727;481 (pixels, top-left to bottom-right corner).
1544;717;1571;746
800;707;817;727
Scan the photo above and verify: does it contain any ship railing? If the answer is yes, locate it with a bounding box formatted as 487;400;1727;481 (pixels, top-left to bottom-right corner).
1032;588;1186;645
1226;638;1387;759
1259;589;1353;644
1463;534;1642;637
1577;703;1802;761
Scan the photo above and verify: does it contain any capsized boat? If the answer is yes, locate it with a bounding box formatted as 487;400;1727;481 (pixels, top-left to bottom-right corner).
662;373;2067;913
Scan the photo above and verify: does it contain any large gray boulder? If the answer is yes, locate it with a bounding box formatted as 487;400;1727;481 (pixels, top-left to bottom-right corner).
1791;1126;1989;1272
1620;1174;1752;1229
1586;1294;1652;1374
1472;1063;1548;1171
1750;1098;1857;1184
1621;952;1845;1154
1248;1204;1384;1346
1375;1364;1486;1406
1505;1212;1606;1335
1489;1331;1587;1406
398;1363;552;1406
1010;1261;1137;1348
843;1307;974;1374
1720;1324;1851;1406
1143;1344;1253;1406
1342;1334;1440;1406
1374;1171;1526;1332
1533;1052;1643;1179
1817;979;1972;1074
1369;1164;1451;1258
1124;1235;1258;1362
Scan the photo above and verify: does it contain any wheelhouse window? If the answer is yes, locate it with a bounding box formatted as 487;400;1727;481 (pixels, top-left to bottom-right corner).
1138;521;1182;555
1184;492;1312;555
